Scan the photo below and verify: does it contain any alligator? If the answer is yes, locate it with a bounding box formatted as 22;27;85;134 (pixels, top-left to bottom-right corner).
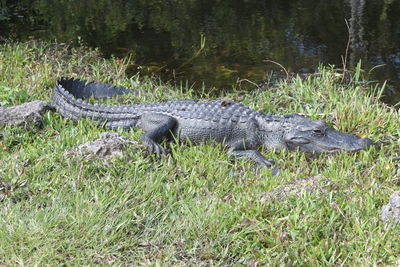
51;78;373;167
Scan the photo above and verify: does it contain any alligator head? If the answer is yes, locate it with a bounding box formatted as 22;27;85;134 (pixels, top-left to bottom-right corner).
281;114;372;153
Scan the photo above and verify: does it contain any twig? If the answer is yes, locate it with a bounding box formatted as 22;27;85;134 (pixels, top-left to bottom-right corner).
156;34;206;73
176;34;206;71
263;59;289;80
237;79;262;90
341;19;351;82
297;112;335;119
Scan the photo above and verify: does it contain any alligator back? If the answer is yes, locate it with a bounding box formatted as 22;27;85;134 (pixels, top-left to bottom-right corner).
51;78;266;130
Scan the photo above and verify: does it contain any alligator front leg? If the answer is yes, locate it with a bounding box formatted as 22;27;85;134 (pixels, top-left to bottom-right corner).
228;141;274;168
137;113;177;157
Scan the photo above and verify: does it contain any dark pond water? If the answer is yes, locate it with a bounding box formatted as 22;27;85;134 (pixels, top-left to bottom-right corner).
1;0;400;104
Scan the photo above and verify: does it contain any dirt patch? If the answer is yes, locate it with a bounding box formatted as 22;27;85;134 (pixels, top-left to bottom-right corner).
381;191;400;224
0;100;50;127
65;132;139;160
262;176;337;201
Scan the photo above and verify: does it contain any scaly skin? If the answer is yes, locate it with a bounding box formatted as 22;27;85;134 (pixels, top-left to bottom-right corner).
51;78;373;167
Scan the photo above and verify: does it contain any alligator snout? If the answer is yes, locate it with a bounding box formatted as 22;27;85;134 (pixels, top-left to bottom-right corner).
284;125;374;154
350;136;373;151
322;132;374;153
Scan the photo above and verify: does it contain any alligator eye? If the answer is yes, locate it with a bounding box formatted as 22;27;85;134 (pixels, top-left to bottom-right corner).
313;129;324;135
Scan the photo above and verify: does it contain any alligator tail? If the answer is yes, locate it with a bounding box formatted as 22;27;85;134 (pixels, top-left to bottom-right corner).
51;78;140;129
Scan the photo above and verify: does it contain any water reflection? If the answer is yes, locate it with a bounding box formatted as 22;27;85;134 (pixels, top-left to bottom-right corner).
347;0;367;68
2;0;400;103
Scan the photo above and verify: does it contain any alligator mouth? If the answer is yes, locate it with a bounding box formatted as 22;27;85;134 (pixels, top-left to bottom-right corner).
309;141;341;153
286;138;364;153
287;141;339;153
310;137;371;153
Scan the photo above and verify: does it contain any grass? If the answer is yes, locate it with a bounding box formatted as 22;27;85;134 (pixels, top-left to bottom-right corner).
0;41;399;266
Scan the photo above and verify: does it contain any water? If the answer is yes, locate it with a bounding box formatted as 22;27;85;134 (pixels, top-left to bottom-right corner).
1;0;399;104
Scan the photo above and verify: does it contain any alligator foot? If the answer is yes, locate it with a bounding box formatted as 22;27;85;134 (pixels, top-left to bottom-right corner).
228;141;274;168
138;113;177;158
228;149;275;168
141;134;167;157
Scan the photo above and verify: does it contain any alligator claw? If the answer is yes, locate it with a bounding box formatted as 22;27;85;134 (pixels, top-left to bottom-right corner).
155;145;166;157
271;167;280;176
148;143;166;158
260;158;274;168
